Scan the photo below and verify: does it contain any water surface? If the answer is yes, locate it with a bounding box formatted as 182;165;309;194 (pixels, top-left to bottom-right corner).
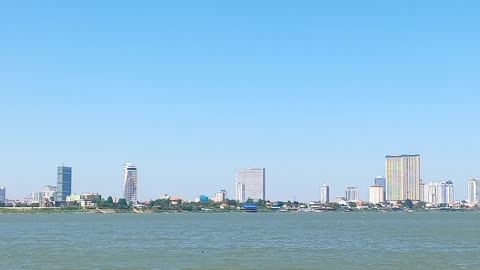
1;212;479;269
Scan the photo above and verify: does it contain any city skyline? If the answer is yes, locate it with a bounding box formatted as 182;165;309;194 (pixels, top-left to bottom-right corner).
2;2;480;202
1;154;476;206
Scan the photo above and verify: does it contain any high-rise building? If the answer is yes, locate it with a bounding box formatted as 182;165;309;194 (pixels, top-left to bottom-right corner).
320;184;330;204
374;176;386;203
235;168;265;202
345;187;359;202
369;185;385;204
214;190;227;203
236;183;245;202
385;154;421;202
55;166;72;202
440;181;454;205
419;181;425;202
123;163;138;203
30;192;44;204
0;186;5;204
43;185;57;201
423;181;454;205
467;179;479;206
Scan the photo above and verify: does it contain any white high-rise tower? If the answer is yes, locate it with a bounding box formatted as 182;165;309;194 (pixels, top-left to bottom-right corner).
320;184;330;204
235;168;265;202
467;179;479;206
123;163;138;203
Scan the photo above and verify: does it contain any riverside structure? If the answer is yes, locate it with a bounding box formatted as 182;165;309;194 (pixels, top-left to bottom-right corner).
235;168;265;202
385;154;421;202
123;163;138;203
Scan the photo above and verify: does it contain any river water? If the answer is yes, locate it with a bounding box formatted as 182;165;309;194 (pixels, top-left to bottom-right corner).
1;211;479;269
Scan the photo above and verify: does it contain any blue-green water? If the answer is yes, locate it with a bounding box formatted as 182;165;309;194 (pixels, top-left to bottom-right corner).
1;212;480;270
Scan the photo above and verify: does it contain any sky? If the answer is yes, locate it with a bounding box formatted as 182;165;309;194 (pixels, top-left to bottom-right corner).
1;1;479;202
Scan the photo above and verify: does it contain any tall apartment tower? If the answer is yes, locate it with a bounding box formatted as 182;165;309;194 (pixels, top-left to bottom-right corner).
467;179;479;206
55;165;72;202
320;184;330;204
235;168;265;202
345;187;359;202
374;176;386;203
0;186;5;204
385;154;421;202
423;181;454;205
369;185;385;204
123;163;138;203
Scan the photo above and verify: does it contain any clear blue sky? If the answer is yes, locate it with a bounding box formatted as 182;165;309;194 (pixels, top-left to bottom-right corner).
1;1;479;201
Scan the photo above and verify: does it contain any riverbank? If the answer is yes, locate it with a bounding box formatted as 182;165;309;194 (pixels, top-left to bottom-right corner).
0;207;477;214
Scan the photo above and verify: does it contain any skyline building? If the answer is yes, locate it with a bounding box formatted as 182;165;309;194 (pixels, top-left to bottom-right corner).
374;176;386;203
420;181;425;202
55;165;72;202
345;187;359;202
123;163;138;203
0;186;5;204
235;168;265;202
236;183;245;203
369;185;385;204
43;185;57;201
467;179;479;206
423;181;455;205
385;154;421;202
214;190;227;203
320;184;330;204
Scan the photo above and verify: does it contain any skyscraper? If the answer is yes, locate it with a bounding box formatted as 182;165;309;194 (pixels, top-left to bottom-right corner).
123;163;138;203
235;168;265;202
422;181;454;205
0;186;5;204
55;165;72;202
345;187;359;202
236;183;245;203
467;179;479;206
320;184;330;204
385;154;421;202
369;185;385;204
374;176;386;203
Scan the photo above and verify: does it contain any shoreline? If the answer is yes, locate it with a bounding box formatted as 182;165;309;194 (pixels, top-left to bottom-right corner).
0;207;477;214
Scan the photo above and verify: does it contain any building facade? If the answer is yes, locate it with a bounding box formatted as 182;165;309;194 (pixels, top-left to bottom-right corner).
235;168;265;202
43;185;57;201
30;192;44;204
423;181;455;205
369;185;385;204
385;154;421;202
467;179;479;206
374;176;386;203
214;190;227;203
320;184;330;204
123;163;138;203
345;187;359;202
0;186;5;204
55;166;72;202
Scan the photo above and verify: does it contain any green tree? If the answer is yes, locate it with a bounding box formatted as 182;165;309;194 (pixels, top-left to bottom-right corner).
415;201;426;209
118;198;129;209
257;199;266;208
348;202;357;209
403;199;414;209
107;196;114;204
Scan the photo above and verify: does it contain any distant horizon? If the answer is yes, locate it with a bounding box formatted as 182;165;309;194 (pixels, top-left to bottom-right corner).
2;1;480;202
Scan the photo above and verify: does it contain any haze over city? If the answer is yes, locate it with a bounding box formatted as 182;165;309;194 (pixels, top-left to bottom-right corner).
1;1;480;201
